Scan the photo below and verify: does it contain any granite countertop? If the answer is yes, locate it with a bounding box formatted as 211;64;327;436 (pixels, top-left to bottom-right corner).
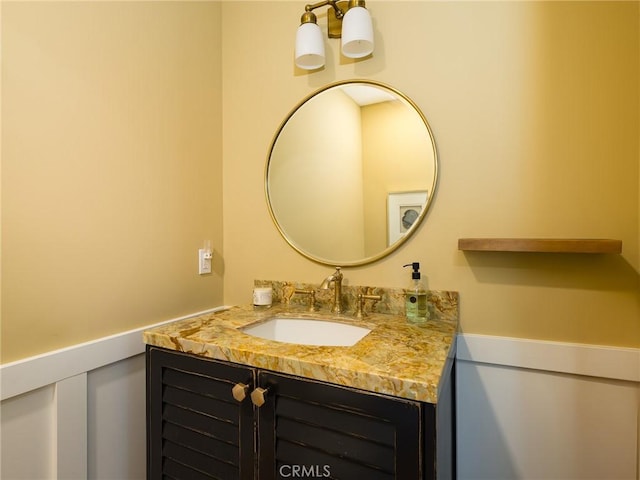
144;303;457;404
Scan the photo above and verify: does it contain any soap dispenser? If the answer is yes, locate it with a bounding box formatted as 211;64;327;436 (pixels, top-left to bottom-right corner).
403;262;429;324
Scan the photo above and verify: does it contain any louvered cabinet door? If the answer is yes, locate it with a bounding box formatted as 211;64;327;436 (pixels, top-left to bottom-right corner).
256;371;425;480
147;347;256;480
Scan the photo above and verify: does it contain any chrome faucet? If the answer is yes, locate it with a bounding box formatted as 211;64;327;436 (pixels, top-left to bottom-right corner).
320;267;343;314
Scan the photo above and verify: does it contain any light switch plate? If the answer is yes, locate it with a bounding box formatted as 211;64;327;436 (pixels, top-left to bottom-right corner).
198;248;212;275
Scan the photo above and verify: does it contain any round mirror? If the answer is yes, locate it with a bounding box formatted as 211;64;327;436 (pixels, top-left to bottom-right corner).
266;80;438;266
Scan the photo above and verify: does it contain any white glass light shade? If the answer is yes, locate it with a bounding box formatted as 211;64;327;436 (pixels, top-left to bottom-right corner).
341;6;374;58
295;22;325;70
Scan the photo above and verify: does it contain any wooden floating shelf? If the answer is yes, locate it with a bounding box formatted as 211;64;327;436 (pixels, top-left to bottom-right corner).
458;238;623;254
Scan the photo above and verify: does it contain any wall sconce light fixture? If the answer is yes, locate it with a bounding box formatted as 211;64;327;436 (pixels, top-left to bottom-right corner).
295;0;374;70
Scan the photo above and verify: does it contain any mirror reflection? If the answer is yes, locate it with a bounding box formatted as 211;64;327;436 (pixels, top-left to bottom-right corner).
266;80;437;266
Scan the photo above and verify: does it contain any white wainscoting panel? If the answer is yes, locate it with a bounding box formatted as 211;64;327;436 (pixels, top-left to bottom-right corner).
0;307;226;480
0;385;56;479
456;334;640;480
87;354;146;480
55;374;88;479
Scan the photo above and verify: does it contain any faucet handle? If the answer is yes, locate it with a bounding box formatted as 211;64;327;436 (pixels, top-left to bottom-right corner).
294;288;316;312
355;290;382;318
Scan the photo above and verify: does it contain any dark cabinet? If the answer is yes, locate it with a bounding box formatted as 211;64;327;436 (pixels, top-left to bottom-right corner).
257;370;427;480
147;347;256;480
147;346;445;480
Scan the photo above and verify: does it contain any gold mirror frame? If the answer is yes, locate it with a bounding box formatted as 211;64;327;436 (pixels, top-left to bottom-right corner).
265;79;438;267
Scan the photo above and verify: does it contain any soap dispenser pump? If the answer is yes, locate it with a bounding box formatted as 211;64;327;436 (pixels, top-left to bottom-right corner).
403;262;429;324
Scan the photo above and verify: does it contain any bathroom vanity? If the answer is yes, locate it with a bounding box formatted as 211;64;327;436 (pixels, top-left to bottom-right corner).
144;297;457;480
144;80;452;479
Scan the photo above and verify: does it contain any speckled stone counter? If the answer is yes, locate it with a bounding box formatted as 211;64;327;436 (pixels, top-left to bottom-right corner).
144;286;458;404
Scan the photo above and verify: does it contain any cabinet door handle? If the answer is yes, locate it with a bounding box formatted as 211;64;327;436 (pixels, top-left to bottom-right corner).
232;383;249;402
250;387;268;407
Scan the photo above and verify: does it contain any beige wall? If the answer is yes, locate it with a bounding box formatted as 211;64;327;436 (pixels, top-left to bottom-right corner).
1;2;224;362
2;1;637;364
222;1;639;347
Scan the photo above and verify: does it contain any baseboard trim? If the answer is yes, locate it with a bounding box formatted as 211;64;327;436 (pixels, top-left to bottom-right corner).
0;306;229;401
457;333;640;382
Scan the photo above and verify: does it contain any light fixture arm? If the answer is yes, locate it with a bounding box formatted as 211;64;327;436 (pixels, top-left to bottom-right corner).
299;0;367;39
302;1;346;21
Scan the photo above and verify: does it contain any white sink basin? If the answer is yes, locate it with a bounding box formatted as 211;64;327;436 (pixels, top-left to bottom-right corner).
240;317;371;347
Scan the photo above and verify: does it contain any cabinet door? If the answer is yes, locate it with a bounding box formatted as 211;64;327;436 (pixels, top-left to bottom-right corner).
256;371;423;480
147;347;256;480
